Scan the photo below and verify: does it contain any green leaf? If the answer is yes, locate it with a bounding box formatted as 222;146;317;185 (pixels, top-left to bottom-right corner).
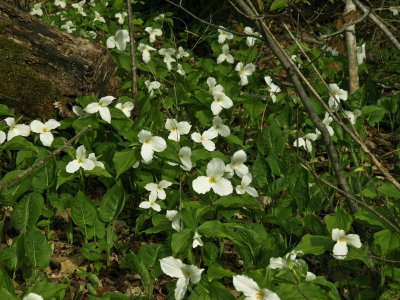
11;192;44;232
324;206;353;233
31;148;56;191
113;150;139;178
0;266;14;294
28;282;68;299
0;170;32;205
374;229;400;254
138;244;162;269
361;105;386;125
122;253;153;294
0;288;17;300
207;264;235;281
265;156;285;177
354;209;386;228
98;181;125;222
71;191;97;228
24;226;52;268
252;154;270;188
378;183;400;199
189;280;235;300
257;122;285;156
1;136;38;153
270;0;288;11
213;195;258;210
295;234;333;255
171;229;193;256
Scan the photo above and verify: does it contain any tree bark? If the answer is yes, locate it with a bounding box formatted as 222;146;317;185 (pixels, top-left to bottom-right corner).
0;2;121;119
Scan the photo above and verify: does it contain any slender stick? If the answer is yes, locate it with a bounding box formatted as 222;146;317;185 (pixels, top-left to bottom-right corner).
0;125;92;191
127;0;137;98
345;0;360;92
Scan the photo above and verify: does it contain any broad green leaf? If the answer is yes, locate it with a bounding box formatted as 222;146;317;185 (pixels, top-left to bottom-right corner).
213;195;258;210
56;167;75;190
0;266;14;294
202;242;219;266
207;264;235;281
24;226;52;268
270;0;288;11
123;253;153;292
257;122;285;156
0;104;12;115
0;288;17;300
189;280;235;300
71;191;97;228
1;136;38;153
138;244;162;269
198;220;235;240
354;209;386;228
171;229;193;256
113;150;139;178
378;183;400;199
374;229;400;254
277;282;331;300
11;192;44;232
0;170;32;205
28;282;68;299
324;206;353;233
293;168;309;211
266;156;285;177
98;181;125;222
31;148;56;191
295;234;333;255
361;105;386;125
252;154;270;188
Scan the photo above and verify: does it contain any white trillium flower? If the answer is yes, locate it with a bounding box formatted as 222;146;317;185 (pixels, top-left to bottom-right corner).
116;102;134;117
217;27;233;44
0;131;6;145
88;153;105;169
138;130;167;162
176;46;189;59
236;174;258;197
30;119;61;147
192;231;204;248
328;83;348;110
139;199;161;212
72;0;86;16
4;117;30;141
106;30;130;51
84;96;115;123
264;76;281;103
23;293;43;300
145;180;172;201
211;91;233;115
322;45;339;56
54;0;66;9
165;119;191;142
159;48;176;71
244;27;260;47
332;228;362;260
225;150;249;178
138;43;156;63
160;257;204;300
315;112;334;136
145;27;162;43
154;13;165;21
192;158;233;196
233;275;281;300
389;7;399;16
177;63;186;76
235;62;256;86
94;11;106;23
206;77;224;94
356;43;366;65
66;145;95;173
115;12;128;24
144;80;161;97
191;130;218;151
306;272;316;281
344;109;361;125
207;115;230;137
61;21;76;33
217;44;234;64
293;133;319;153
30;3;43;16
178;146;192;171
166;210;183;231
269;250;303;269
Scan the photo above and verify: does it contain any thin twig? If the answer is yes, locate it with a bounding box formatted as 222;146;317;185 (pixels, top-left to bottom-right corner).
127;0;137;98
344;0;360;92
0;125;92;191
332;254;400;263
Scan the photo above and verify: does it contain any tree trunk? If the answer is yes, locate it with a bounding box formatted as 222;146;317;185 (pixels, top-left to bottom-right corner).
0;2;121;119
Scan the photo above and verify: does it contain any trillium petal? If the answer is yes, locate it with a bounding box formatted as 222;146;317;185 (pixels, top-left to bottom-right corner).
81;158;95;170
211;101;223;115
99;107;111;123
188;265;204;283
191;132;201;142
206;158;226;177
212;178;233;196
346;234;362;248
177;122;191;134
40;132;54;146
159;180;172;188
246;187;259;197
202;140;215;151
151;136;167;152
4;117;15;127
138;130;152;143
236;185;246;194
30;120;45;133
333;241;348;259
332;228;345;241
76;145;86;160
151;202;161;211
139;201;151;209
84;102;101;114
7;129;18;141
141;143;154;162
232;275;260;297
160;256;185;278
145;183;158;192
264;289;281;300
175;277;190;300
192;176;212;194
99;96;115;106
232;150;247;164
0;131;5;145
17;124;31;136
203;130;218;140
269;257;286;269
45;119;61;130
23;293;44;300
66;160;80;173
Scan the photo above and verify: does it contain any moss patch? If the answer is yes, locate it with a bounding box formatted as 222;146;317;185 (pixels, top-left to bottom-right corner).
0;35;62;119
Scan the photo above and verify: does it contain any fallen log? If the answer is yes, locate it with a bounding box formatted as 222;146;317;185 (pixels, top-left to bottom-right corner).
0;2;121;119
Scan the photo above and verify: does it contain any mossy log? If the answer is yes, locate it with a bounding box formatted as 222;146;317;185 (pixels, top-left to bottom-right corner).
0;2;121;119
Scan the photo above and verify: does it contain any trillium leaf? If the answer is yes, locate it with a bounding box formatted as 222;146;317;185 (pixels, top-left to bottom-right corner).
71;191;97;228
295;234;333;255
11;192;43;232
113;150;139;178
24;226;52;268
98;181;125;223
374;229;400;254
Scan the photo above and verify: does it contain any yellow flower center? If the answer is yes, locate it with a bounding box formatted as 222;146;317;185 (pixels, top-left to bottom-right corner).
77;159;83;163
98;103;103;107
145;138;152;144
200;137;205;141
171;127;177;131
255;291;264;299
42;128;48;132
208;176;217;184
12;125;17;130
339;237;347;242
179;154;184;158
216;97;222;102
231;162;238;166
149;201;154;206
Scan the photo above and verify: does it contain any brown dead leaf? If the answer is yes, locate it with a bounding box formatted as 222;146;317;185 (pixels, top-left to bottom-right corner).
328;38;345;54
345;10;362;23
326;62;342;71
58;254;85;273
335;19;344;31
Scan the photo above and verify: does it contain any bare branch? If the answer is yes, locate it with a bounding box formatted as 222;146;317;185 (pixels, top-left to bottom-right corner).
344;0;360;92
127;0;137;98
